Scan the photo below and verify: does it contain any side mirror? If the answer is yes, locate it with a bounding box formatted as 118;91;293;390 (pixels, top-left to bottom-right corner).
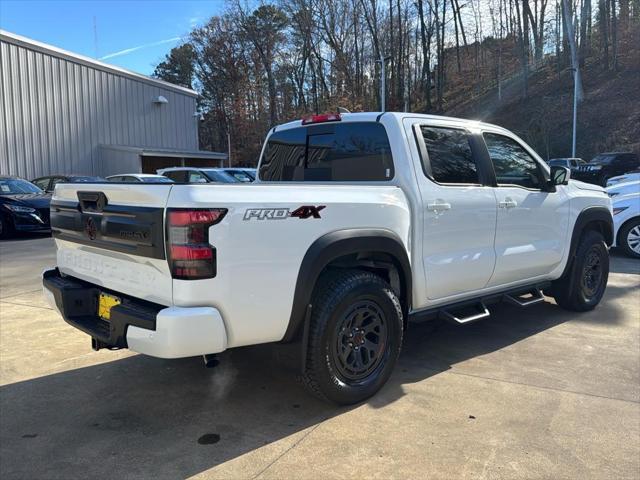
550;166;570;186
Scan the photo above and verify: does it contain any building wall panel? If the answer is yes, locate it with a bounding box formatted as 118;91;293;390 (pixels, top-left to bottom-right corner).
0;34;199;178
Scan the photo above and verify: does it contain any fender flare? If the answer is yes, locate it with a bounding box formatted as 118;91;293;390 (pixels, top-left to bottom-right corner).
569;206;614;255
559;206;613;280
281;228;412;343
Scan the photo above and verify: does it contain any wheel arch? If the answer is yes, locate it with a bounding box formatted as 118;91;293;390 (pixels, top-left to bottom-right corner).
281;228;412;343
562;206;613;279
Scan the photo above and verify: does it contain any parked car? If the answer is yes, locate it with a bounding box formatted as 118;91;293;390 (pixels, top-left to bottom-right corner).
606;180;640;198
32;175;104;193
157;167;240;183
43;112;613;405
547;158;586;169
612;193;640;258
573;152;640;186
107;174;174;183
0;176;51;238
222;168;257;182
607;170;640;187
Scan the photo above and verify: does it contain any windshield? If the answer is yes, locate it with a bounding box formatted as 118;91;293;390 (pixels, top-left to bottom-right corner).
0;178;44;195
141;176;173;183
202;170;241;183
590;154;615;165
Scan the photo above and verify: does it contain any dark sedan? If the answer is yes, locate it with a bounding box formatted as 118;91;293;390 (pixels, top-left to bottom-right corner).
0;176;52;238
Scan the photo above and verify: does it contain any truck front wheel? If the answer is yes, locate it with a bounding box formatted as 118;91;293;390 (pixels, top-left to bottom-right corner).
302;270;403;405
551;230;609;311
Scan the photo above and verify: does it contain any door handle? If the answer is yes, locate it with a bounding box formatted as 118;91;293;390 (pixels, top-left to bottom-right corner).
499;198;518;209
427;201;452;212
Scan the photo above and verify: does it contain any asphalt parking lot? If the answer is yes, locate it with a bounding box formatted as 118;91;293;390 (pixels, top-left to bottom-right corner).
0;235;638;479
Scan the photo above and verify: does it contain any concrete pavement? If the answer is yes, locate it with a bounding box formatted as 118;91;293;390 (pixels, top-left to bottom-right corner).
0;235;638;479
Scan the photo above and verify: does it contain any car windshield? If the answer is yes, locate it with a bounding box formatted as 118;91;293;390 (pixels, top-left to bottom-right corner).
0;178;44;194
141;176;173;183
201;170;241;183
590;154;615;165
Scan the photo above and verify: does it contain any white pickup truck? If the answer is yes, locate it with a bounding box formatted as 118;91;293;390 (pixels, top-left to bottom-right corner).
43;112;613;404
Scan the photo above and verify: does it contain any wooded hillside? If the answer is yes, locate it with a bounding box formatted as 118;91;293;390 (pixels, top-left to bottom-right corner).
153;0;640;165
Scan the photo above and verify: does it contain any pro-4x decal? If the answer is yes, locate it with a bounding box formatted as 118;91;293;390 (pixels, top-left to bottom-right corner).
243;206;326;221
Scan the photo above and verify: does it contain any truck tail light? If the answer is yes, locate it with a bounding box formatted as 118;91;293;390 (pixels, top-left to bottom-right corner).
167;208;227;280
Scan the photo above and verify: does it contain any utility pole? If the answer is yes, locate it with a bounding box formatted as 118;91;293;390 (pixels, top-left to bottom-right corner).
562;0;583;157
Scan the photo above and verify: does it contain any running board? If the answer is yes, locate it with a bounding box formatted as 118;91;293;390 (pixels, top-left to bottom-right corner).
503;288;545;308
440;302;490;325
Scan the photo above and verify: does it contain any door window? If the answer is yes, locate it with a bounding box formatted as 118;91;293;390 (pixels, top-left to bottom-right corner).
419;127;479;184
49;177;66;189
33;178;51;191
483;133;544;189
188;171;208;183
163;171;186;182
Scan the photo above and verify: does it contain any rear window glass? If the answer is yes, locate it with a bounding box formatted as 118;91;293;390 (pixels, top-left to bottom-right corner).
259;122;394;181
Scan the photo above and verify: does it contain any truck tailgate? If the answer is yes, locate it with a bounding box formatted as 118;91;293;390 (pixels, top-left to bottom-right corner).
51;183;173;306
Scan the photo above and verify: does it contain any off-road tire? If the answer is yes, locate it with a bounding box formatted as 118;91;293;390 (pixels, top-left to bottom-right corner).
618;218;640;259
301;269;403;405
551;230;609;311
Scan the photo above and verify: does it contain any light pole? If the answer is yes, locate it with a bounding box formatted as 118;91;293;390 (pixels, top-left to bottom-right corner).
562;0;583;157
376;55;391;112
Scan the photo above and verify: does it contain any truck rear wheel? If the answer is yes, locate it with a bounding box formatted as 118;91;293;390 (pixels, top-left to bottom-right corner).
551;230;609;312
302;270;403;405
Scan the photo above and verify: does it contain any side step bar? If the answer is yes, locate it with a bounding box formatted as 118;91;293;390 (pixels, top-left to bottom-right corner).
440;302;490;325
503;288;545;308
409;282;551;326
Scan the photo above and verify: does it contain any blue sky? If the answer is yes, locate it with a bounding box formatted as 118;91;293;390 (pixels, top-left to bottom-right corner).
0;0;224;75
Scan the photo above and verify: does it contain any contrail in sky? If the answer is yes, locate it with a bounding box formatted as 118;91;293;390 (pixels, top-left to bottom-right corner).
100;37;181;60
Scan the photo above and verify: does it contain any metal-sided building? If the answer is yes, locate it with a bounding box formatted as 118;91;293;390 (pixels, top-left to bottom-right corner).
0;30;226;179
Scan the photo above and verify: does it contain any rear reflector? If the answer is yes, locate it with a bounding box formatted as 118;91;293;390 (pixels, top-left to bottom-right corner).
301;113;341;125
166;208;226;280
170;245;213;260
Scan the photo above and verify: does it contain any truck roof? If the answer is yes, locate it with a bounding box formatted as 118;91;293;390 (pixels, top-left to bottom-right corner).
272;111;509;134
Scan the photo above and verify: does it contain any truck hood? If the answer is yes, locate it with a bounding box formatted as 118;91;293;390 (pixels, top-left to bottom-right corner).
570;179;605;193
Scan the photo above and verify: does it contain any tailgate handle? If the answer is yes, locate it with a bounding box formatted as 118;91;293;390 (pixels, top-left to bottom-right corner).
78;191;108;213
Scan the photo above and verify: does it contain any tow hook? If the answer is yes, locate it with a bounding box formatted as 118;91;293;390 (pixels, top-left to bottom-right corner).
202;354;219;368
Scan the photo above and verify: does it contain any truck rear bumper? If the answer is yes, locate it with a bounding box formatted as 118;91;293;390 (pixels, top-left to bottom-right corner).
42;268;227;359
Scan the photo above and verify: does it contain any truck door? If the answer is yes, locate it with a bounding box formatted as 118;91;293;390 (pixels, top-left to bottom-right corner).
406;120;498;300
480;131;570;287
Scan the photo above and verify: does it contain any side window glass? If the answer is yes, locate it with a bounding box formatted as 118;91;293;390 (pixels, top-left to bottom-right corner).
420;126;479;184
165;171;185;182
188;172;207;183
33;178;50;190
483;133;544;189
50;177;64;189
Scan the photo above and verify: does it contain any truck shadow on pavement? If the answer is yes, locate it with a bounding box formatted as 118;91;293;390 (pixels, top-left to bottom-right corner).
0;270;634;479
